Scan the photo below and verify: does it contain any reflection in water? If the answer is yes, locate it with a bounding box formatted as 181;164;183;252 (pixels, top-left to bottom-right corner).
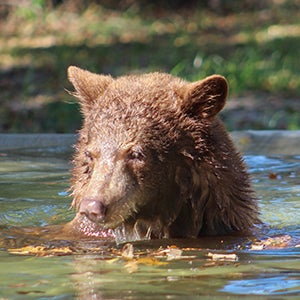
0;148;299;299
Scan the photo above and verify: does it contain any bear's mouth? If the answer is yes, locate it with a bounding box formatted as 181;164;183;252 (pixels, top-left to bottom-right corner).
75;213;116;239
102;200;139;230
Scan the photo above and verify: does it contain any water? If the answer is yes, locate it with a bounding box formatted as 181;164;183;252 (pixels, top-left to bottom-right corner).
0;147;299;299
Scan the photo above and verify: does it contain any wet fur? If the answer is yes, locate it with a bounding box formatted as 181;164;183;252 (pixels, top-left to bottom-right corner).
67;66;259;241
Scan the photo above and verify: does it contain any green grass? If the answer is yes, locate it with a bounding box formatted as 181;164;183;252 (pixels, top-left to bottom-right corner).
0;1;299;132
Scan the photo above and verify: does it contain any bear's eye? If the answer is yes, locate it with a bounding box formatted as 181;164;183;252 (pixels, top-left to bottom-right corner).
127;148;145;162
82;151;94;176
84;150;93;160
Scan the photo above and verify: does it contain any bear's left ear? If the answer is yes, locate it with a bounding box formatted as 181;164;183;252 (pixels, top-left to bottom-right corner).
178;75;228;119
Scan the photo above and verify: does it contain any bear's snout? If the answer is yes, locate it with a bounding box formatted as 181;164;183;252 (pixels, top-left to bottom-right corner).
79;198;107;223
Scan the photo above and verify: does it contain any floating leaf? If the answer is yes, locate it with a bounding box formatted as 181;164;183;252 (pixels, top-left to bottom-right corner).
135;257;168;266
155;247;183;260
269;172;280;180
207;252;238;262
250;235;293;250
123;256;168;273
8;245;74;256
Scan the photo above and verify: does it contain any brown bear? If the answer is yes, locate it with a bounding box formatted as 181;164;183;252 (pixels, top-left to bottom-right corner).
66;66;259;242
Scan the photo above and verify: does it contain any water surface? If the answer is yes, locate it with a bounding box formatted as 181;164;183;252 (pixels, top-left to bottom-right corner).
0;147;299;299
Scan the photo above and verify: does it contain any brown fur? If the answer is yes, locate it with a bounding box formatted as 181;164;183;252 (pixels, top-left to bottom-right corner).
67;66;259;242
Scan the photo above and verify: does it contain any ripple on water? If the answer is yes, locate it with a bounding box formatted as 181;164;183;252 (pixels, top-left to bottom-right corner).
0;150;299;299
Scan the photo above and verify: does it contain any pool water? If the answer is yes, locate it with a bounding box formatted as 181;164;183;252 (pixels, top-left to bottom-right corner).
0;147;299;299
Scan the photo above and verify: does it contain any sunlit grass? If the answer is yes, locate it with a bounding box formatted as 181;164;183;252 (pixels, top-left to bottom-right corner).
0;1;299;131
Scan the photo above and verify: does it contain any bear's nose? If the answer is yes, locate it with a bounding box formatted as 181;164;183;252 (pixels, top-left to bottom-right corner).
79;198;107;223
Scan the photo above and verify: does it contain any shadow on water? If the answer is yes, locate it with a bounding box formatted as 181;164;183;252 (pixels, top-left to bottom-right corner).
0;146;299;299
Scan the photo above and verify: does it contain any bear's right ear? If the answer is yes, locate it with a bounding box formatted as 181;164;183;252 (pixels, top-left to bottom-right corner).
67;66;112;114
178;75;228;120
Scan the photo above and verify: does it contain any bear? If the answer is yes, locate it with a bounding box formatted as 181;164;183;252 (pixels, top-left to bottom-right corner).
65;66;259;243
